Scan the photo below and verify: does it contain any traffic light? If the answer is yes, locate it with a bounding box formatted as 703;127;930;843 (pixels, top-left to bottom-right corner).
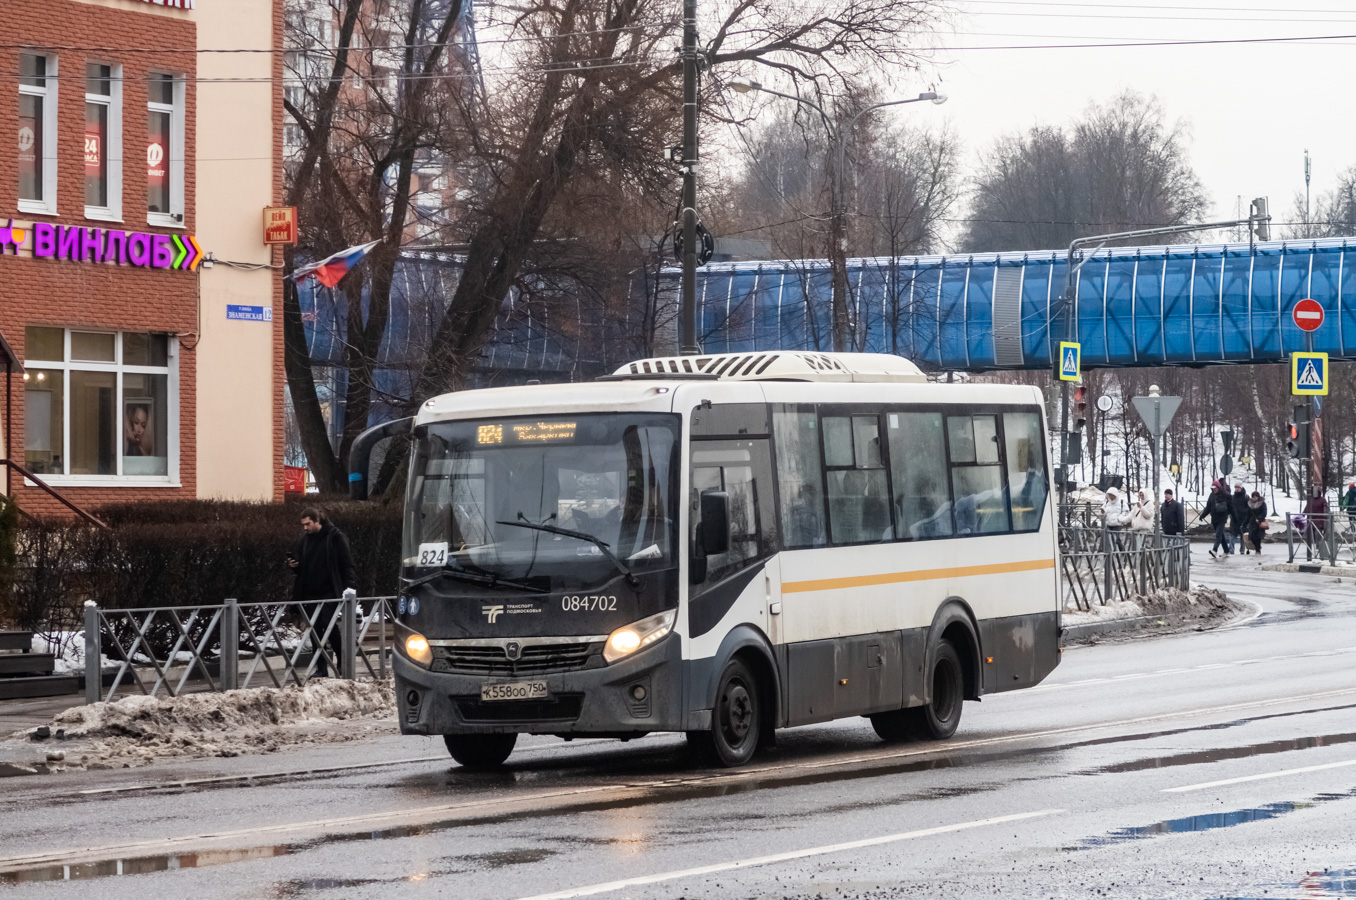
1073;386;1088;432
1287;405;1310;459
1251;197;1271;242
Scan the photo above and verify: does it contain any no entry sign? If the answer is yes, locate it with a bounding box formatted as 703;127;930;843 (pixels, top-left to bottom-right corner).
1293;298;1324;332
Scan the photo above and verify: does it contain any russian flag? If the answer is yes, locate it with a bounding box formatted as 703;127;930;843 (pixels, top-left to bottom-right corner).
293;239;381;287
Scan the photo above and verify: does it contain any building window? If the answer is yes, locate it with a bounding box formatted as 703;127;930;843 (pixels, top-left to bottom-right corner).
19;53;58;214
23;328;175;481
146;73;184;226
85;62;122;220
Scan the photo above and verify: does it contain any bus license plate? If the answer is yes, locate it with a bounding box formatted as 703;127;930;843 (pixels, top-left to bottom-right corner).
481;680;548;702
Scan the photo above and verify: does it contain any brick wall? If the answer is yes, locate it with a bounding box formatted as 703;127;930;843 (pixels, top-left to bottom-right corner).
0;0;198;517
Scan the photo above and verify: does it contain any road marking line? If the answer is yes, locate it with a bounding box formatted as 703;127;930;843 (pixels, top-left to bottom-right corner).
513;809;1065;900
1164;758;1356;793
7;688;1356;872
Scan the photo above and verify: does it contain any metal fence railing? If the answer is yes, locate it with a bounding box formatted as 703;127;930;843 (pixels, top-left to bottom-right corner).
1060;526;1191;611
82;591;396;704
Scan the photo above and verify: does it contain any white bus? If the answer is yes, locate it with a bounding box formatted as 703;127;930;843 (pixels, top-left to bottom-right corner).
350;352;1061;768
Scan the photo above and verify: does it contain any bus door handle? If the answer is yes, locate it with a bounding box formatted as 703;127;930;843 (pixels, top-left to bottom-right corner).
770;602;782;615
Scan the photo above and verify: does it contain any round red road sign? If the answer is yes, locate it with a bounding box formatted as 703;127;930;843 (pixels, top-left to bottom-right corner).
1294;298;1324;332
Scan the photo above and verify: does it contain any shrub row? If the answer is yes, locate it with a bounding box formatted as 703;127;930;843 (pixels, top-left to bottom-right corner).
0;499;404;632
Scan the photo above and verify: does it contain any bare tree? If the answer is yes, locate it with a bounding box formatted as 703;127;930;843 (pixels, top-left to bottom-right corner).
409;0;948;401
961;91;1207;253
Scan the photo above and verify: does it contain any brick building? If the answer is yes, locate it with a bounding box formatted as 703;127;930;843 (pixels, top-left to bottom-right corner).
2;0;284;517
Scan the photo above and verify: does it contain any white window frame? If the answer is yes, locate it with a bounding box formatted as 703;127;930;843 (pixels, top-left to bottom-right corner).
18;52;58;216
145;73;185;228
84;62;123;222
24;329;180;487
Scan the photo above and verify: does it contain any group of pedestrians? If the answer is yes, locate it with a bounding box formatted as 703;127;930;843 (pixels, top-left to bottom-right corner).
1100;481;1270;560
1198;481;1269;559
1100;487;1183;534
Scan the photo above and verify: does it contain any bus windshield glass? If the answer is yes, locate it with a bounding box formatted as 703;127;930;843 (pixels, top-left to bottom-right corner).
404;413;680;592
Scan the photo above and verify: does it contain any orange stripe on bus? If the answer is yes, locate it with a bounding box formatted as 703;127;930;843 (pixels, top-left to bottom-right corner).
781;558;1056;594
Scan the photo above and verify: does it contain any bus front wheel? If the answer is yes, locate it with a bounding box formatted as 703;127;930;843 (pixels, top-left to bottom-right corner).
689;658;760;767
444;733;517;768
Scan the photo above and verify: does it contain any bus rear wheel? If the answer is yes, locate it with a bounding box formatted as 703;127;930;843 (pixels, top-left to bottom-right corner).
911;638;964;741
444;733;517;768
689;658;760;767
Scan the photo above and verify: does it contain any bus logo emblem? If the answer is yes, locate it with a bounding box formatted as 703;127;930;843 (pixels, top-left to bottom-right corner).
482;605;504;623
505;641;522;660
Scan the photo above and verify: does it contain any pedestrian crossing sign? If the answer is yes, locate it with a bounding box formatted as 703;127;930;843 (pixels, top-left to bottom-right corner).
1057;342;1081;381
1292;351;1328;396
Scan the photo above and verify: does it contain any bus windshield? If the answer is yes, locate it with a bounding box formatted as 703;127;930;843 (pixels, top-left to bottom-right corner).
403;413;680;592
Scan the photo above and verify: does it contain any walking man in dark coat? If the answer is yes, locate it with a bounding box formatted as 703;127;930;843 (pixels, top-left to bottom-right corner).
1161;489;1185;536
1230;483;1253;554
288;507;358;678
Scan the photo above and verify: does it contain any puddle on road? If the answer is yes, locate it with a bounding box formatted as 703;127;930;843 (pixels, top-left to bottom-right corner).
1078;731;1356;776
1216;867;1356;899
1067;787;1356;851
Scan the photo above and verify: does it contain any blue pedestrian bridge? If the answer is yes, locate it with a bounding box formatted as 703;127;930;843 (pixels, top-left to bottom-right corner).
672;237;1356;371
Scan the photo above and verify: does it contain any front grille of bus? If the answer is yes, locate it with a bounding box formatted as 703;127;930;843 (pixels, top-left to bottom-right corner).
431;642;604;676
453;693;585;723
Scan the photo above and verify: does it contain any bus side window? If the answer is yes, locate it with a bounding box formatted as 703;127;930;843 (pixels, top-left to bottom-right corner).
692;455;761;582
772;411;826;548
823;415;890;544
887;411;952;539
1003;411;1048;531
946;414;1010;535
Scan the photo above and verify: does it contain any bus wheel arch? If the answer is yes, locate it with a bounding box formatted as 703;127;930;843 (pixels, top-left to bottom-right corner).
689;625;780;764
929;598;982;702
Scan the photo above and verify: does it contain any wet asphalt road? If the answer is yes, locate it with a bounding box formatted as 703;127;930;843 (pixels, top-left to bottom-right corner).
3;547;1356;899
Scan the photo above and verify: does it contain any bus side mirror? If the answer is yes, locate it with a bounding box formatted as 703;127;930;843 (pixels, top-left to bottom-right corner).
700;491;731;555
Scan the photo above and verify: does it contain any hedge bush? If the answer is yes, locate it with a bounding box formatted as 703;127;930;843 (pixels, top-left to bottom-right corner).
0;499;404;632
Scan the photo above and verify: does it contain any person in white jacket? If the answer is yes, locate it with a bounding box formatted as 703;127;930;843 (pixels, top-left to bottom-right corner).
1102;488;1129;529
1129;489;1155;532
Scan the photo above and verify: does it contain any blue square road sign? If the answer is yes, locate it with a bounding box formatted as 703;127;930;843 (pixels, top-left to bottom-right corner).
1058;342;1081;382
1292;351;1328;396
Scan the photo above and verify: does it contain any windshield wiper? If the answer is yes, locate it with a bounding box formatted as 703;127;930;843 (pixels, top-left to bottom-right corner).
402;563;546;594
495;518;641;588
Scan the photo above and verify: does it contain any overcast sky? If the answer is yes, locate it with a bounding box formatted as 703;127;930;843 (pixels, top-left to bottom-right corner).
916;0;1356;243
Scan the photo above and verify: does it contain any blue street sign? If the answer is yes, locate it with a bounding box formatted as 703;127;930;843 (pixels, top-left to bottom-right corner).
1292;351;1328;396
226;304;273;322
1058;342;1081;381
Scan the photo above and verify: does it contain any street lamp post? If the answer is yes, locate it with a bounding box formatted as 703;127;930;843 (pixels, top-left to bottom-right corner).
729;79;946;352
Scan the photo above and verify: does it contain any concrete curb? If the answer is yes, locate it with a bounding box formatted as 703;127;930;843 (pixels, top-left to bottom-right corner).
1062;597;1262;643
1261;562;1354;577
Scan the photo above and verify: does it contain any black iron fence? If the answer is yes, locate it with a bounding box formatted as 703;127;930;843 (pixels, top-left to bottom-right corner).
1060;526;1190;610
82;591;395;704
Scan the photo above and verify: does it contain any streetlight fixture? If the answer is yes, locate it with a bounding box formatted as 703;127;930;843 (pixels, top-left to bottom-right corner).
726;78;948;351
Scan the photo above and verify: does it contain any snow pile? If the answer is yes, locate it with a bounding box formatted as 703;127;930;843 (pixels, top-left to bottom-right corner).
1064;584;1245;641
28;680;395;767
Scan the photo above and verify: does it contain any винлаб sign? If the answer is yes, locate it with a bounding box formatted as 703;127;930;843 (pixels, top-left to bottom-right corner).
0;221;203;271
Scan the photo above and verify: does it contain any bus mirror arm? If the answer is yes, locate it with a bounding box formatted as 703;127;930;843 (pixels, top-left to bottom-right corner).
348;416;415;500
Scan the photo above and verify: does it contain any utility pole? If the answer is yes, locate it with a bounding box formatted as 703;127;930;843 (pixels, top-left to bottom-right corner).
678;0;700;355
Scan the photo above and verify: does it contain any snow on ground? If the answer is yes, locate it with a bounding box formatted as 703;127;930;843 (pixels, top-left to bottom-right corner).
9;680;396;769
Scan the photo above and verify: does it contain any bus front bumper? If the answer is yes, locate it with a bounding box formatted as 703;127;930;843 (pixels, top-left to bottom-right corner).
393;635;684;736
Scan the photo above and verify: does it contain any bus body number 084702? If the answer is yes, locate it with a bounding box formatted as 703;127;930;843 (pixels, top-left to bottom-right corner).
561;595;617;612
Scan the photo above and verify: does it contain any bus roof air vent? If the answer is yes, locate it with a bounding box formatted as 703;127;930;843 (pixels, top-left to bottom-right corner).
605;352;928;383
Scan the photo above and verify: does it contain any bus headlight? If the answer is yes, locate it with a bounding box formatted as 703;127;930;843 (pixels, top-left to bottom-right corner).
404;633;433;667
604;610;675;663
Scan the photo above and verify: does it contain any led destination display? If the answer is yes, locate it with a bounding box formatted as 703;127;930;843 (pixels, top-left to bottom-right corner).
476;421;577;445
